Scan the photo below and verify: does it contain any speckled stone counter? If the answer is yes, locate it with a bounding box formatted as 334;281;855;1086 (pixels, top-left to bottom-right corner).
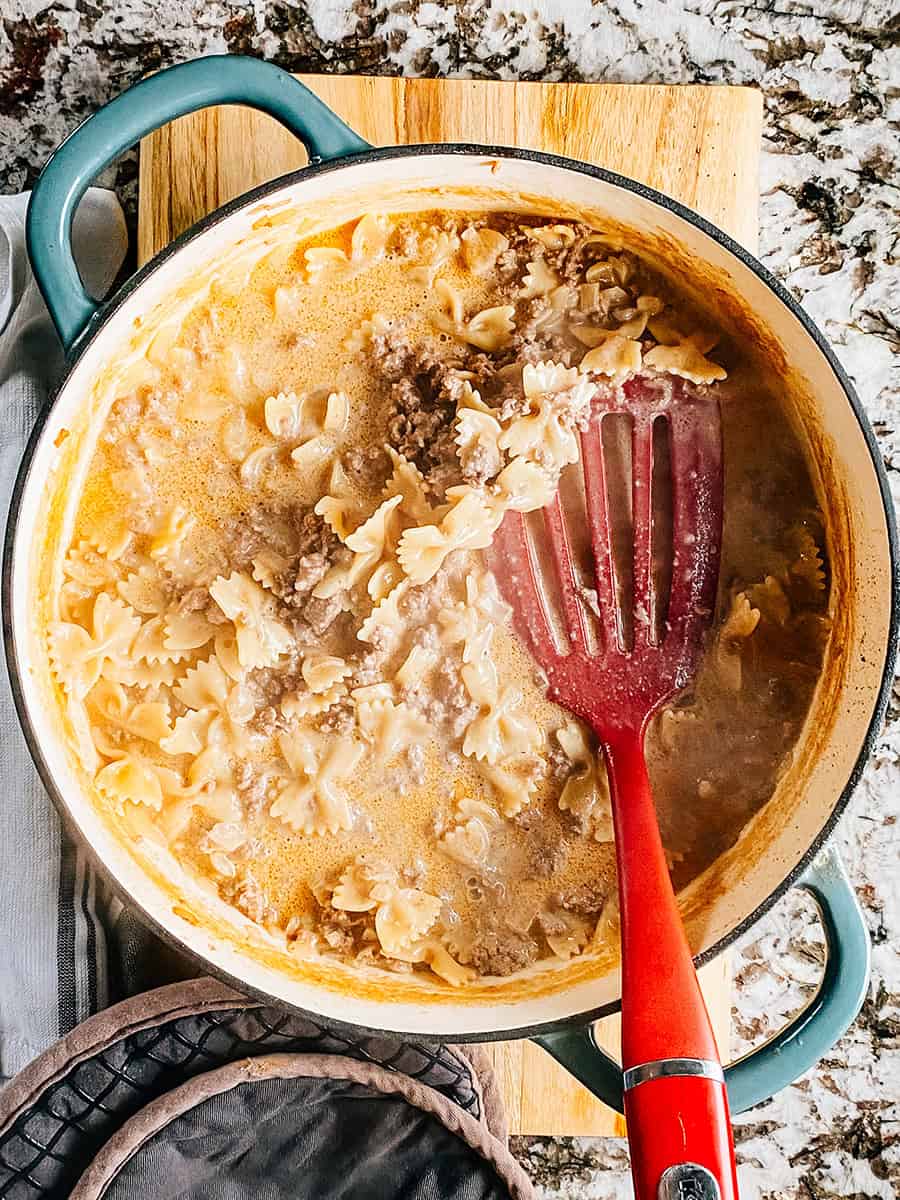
1;4;897;1198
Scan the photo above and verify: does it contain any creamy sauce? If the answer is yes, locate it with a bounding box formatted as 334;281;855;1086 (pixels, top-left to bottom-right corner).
47;211;829;984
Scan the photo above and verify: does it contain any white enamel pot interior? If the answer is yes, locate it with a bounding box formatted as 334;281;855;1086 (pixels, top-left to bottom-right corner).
6;148;897;1040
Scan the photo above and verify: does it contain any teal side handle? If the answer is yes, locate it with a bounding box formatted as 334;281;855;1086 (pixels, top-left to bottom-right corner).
536;1025;624;1112
26;55;371;353
534;842;871;1115
724;842;870;1112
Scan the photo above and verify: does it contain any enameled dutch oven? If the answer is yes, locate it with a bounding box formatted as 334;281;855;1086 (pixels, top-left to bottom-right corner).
6;56;898;1116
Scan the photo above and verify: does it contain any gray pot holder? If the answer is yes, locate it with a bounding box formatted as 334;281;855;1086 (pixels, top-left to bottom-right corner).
0;979;532;1200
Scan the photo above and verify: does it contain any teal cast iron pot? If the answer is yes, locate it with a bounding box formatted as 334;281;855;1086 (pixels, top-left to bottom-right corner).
7;56;897;1116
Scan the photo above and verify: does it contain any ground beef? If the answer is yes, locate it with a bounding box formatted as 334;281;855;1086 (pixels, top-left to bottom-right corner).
234;761;269;816
284;614;318;651
302;593;346;636
558;245;587;285
221;871;278;927
174;584;229;625
226;506;296;564
291;551;328;594
458;438;499;485
317;700;356;736
550;882;609;918
106;384;181;448
494;247;520;280
317;903;363;955
387;375;457;491
511;805;569;879
401;587;435;627
240;511;348;633
222;522;261;566
251;705;286;738
497;381;530;423
372;337;467;497
344;445;390;490
174;585;208;613
546;738;574;784
465;352;507;397
246;665;303;711
547;223;605;282
320;923;355;954
348;645;390;688
369;256;593;496
411;656;477;738
449;701;479;741
470;926;539;977
223;504;341;598
292;504;334;552
512;806;538;832
261;512;342;611
369;332;425;383
536;910;566;938
510;326;572;364
527;838;569;880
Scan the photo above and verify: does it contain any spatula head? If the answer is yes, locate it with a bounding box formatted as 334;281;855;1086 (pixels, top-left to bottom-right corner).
486;375;723;739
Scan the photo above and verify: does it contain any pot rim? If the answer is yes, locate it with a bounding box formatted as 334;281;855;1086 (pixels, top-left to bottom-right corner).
5;142;898;1043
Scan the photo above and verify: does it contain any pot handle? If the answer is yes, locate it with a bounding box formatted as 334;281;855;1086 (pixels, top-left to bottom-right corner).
26;55;370;353
534;842;871;1115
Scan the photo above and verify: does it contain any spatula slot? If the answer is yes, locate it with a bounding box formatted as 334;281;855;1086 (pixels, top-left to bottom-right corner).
556;464;603;656
584;411;676;653
650;414;674;645
667;396;725;650
485;511;559;666
523;508;571;656
598;411;635;651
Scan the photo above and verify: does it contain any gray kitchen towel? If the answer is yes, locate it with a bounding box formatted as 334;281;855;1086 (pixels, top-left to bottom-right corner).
0;189;128;1080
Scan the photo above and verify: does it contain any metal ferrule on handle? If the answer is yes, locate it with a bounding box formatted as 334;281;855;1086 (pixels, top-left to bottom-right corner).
624;1057;725;1090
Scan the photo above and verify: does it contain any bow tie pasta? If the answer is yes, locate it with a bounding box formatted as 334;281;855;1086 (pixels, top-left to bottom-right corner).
45;209;829;987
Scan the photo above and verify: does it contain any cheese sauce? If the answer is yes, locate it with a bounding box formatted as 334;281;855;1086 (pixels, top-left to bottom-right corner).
49;210;829;983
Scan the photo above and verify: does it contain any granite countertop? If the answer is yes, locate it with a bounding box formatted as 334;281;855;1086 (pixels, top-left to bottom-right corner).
1;3;898;1197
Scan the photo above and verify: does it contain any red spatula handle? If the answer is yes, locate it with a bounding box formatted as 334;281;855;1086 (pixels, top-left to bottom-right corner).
603;728;738;1200
626;1075;738;1200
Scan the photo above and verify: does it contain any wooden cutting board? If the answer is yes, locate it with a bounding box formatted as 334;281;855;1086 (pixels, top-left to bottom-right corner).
138;75;762;1136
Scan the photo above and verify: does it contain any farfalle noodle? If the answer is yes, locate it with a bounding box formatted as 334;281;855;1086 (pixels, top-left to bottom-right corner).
49;593;141;700
209;573;293;669
556;723;613;843
272;731;364;835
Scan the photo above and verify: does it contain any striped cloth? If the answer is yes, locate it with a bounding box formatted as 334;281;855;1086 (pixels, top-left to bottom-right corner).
0;190;128;1080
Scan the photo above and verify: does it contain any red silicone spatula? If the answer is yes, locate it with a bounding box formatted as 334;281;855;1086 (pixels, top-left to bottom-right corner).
487;373;738;1200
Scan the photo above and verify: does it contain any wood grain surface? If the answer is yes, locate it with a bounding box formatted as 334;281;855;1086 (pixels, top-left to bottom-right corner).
138;73;761;1136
